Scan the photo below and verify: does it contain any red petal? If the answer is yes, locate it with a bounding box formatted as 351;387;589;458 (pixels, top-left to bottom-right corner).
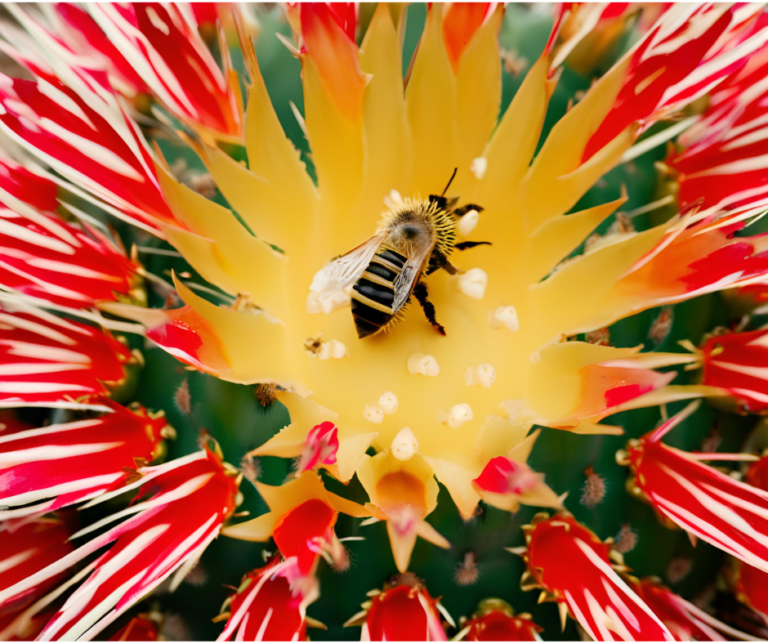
272;498;337;576
24;450;237;641
525;514;673;641
220;556;308;642
464;610;541;641
636;578;743;641
0;402;168;520
0;158;58;212
0;192;137;309
297;421;339;473
0;518;73;616
108;616;158;642
747;456;768;492
627;412;768;573
473;457;540;495
300;3;366;121
702;330;768;412
89;4;241;136
442;4;493;74
0;306;133;406
585;6;768;160
54;4;151;97
0;75;174;231
736;561;768;618
619;215;768;302
365;584;447;641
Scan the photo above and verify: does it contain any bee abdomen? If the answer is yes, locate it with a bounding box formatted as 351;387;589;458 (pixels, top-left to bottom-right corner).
351;249;407;338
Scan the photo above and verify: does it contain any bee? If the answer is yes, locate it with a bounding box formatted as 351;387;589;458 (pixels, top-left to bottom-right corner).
311;170;488;338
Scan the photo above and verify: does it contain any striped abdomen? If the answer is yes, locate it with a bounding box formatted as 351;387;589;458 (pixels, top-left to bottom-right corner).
351;248;408;338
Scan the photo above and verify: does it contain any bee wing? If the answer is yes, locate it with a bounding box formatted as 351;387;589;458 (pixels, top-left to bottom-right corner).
310;233;387;297
392;253;430;313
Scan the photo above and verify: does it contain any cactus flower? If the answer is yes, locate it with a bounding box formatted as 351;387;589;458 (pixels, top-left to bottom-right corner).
1;1;768;640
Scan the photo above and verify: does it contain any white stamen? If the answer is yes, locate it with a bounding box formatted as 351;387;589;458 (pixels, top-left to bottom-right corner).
363;404;384;424
378;391;399;415
391;427;419;461
313;340;347;360
457;209;480;238
464;364;496;388
457;268;487;300
446;403;473;429
407;353;440;377
488;305;519;331
470;157;487;180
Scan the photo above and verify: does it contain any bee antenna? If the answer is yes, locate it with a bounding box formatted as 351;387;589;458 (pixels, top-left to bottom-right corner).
441;168;458;196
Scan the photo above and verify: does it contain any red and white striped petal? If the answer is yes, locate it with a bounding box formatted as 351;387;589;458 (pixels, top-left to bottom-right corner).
0;518;73;619
217;557;310;642
0;449;238;642
51;4;151;99
585;4;768;160
700;329;768;413
0;74;175;233
87;3;242;139
0;164;138;309
0;305;134;407
0;401;170;520
617;214;768;308
671;25;768;219
348;580;449;641
634;577;753;641
625;403;768;573
522;514;674;641
0;155;58;213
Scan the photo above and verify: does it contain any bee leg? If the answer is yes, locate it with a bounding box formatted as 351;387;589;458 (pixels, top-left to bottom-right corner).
413;282;446;336
453;204;484;217
427;251;464;276
429;194;460;211
455;241;492;251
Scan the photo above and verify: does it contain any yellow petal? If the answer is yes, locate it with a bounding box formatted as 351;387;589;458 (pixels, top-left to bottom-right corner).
387;521;418;573
172;277;304;389
303;55;364;232
250;391;338;458
405;5;458;194
195;142;315;253
476;415;532;462
334;430;379;484
155;163;289;319
359;4;412;215
415;520;450;549
423;456;480;520
507;428;541;463
529;220;674;344
456;6;503;173
525;195;626;283
470;53;552;238
521;55;632;231
221;512;277;541
326;491;373;519
522;123;636;234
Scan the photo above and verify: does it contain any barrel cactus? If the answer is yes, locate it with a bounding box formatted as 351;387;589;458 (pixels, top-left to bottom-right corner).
3;3;768;641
